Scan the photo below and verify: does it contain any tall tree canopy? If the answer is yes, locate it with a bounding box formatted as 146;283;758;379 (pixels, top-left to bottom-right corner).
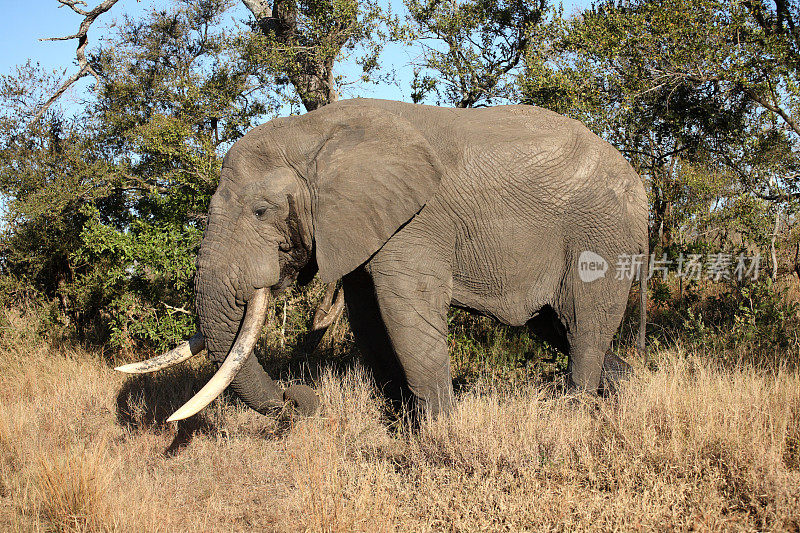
521;0;800;256
405;0;546;107
241;0;386;111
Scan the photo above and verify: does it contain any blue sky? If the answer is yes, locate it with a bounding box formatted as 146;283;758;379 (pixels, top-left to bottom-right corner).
1;0;594;110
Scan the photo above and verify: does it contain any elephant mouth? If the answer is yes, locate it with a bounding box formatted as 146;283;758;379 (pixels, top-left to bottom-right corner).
115;288;270;421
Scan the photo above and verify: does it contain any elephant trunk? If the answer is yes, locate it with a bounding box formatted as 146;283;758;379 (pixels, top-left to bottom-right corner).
228;343;285;414
194;257;285;416
117;223;319;419
163;288;282;420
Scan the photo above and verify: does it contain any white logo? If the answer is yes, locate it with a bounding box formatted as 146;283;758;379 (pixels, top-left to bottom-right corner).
578;251;608;282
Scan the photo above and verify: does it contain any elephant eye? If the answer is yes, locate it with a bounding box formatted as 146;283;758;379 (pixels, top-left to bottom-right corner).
253;202;272;219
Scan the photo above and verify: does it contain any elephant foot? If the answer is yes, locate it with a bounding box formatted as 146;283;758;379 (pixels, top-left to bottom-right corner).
599;351;632;397
283;384;320;416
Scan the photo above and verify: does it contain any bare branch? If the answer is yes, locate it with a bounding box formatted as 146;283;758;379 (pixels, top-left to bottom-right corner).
29;70;85;124
162;303;193;315
30;0;122;124
744;87;800;137
41;33;83;42
58;0;91;16
755;190;800;203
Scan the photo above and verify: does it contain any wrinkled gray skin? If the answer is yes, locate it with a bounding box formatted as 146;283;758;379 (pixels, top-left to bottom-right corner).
195;99;648;416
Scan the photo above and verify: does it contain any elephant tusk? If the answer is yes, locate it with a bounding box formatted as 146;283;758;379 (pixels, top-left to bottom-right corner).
166;288;269;422
115;332;205;373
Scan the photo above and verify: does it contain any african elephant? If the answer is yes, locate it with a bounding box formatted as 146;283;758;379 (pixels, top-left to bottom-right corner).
117;98;648;420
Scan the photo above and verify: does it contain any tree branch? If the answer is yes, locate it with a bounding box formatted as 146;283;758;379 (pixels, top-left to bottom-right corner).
58;0;91;16
755;191;800;202
30;0;122;124
745;87;800;137
241;0;272;19
162;302;193;315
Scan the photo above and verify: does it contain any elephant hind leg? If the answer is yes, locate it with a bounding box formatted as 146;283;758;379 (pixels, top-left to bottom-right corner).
526;305;629;394
559;275;633;394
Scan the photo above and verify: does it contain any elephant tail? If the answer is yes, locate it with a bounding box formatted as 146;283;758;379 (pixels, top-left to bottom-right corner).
637;245;648;358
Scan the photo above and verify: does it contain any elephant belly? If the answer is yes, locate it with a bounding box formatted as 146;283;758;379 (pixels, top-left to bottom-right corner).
449;219;566;327
431;136;581;326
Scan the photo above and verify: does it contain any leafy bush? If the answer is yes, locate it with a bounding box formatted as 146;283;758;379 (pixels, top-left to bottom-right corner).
732;278;800;355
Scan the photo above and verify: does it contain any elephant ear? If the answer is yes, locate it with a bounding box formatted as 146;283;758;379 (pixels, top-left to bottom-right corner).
310;107;444;282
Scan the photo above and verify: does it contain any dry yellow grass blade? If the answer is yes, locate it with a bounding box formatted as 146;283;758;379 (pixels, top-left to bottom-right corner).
0;310;798;531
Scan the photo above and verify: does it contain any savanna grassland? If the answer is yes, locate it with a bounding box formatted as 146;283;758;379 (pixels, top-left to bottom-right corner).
4;1;800;531
1;308;798;532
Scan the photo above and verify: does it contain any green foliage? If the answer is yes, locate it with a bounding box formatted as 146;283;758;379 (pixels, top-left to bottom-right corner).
447;309;566;386
0;1;275;351
643;274;800;368
732;278;800;353
403;0;547;107
681;308;713;345
238;0;387;110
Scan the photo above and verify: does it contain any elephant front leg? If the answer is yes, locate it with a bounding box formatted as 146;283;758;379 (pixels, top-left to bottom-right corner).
342;267;411;409
367;252;454;418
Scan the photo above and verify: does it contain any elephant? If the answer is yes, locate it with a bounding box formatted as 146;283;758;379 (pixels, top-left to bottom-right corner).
116;98;648;421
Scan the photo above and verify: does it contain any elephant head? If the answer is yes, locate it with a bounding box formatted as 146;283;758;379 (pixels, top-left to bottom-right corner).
116;102;445;420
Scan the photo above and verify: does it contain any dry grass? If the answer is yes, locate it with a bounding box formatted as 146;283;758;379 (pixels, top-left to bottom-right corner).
0;309;798;531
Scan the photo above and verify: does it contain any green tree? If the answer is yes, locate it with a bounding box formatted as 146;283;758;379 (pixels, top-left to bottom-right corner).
404;0;547;107
0;1;276;351
240;0;386;111
521;0;800;255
